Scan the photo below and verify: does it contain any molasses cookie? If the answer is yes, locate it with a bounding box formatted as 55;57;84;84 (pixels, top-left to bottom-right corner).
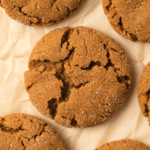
102;0;150;42
95;139;150;150
138;62;150;124
24;26;131;128
0;113;68;150
1;0;83;26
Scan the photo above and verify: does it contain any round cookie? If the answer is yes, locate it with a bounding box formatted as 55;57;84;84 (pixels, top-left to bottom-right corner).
1;0;82;27
95;139;150;150
0;113;68;150
24;26;131;128
138;62;150;124
102;0;150;42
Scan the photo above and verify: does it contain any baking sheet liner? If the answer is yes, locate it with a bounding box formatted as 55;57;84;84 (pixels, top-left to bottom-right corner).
0;0;150;149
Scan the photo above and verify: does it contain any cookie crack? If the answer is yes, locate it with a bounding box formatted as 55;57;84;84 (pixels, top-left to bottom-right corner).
55;64;71;102
32;124;46;140
64;6;71;17
48;98;58;118
79;38;129;89
48;50;75;119
10;4;43;25
81;61;101;70
104;50;114;70
0;124;26;133
81;30;88;56
26;124;49;144
104;50;130;89
61;29;71;48
145;90;150;116
105;0;112;13
26;82;37;91
56;5;60;12
70;116;78;127
20;139;26;150
117;75;130;89
51;0;57;8
117;17;138;41
73;81;90;88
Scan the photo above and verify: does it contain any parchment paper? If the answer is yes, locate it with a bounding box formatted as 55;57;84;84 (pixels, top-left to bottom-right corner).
0;0;150;149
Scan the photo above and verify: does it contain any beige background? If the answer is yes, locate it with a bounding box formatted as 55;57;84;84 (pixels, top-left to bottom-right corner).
0;0;150;149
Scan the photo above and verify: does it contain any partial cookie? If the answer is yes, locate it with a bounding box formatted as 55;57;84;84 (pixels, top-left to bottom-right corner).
0;113;68;150
102;0;150;42
138;62;150;124
1;0;82;27
95;139;150;150
24;26;131;128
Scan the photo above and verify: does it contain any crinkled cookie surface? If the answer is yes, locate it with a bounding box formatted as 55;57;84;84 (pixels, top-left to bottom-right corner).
1;0;82;26
103;0;150;42
25;27;131;128
138;62;150;125
95;139;150;150
0;113;68;150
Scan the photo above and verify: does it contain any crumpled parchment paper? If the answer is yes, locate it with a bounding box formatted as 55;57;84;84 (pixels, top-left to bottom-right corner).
0;0;150;149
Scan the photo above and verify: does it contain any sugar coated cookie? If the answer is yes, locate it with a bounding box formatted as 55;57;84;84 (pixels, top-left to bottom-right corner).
95;139;150;150
25;27;131;128
138;62;150;125
1;0;82;26
102;0;150;42
0;113;68;150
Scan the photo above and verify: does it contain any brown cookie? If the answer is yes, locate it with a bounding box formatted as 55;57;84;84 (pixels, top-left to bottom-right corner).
24;26;131;128
1;0;82;27
0;113;68;150
95;139;150;150
138;62;150;124
102;0;150;42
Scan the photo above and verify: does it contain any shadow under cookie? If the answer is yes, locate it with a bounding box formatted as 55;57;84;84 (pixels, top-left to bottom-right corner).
24;26;131;128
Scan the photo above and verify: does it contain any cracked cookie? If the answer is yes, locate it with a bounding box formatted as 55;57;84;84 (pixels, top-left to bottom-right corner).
0;113;68;150
95;139;150;150
1;0;82;27
24;26;131;128
102;0;150;42
138;62;150;125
